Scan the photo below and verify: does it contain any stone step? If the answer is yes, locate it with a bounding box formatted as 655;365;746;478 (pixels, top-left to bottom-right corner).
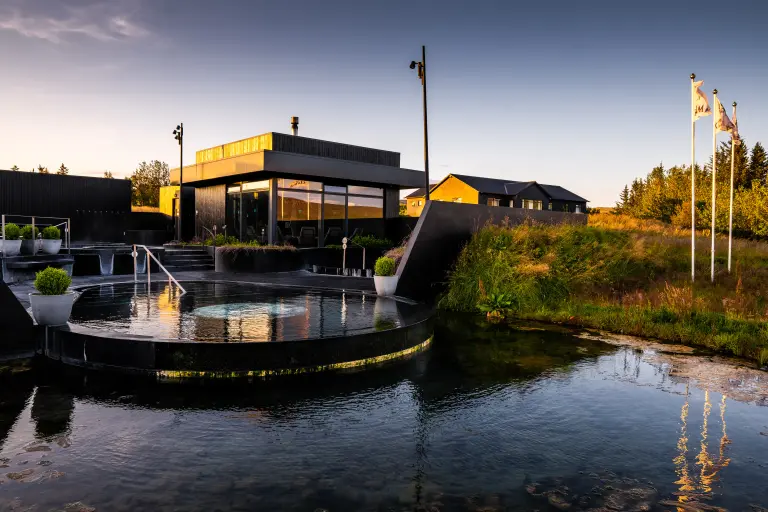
164;264;214;272
164;255;212;262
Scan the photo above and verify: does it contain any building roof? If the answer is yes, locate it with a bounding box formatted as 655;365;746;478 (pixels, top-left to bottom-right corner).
449;173;587;202
405;187;427;198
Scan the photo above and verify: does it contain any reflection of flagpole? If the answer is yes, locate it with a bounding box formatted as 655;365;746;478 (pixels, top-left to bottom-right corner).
711;90;718;283
728;102;737;273
691;74;697;282
674;383;693;506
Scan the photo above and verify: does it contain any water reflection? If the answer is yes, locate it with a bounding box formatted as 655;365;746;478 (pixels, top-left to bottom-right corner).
1;319;766;512
69;281;426;342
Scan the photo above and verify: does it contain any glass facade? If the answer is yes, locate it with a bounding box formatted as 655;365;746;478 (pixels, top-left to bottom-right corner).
226;178;386;247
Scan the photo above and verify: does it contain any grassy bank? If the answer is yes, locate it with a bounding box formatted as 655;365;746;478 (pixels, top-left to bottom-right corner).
439;213;768;365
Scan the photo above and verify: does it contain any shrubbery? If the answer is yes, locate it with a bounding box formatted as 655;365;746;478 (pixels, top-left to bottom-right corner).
42;226;61;240
374;256;396;277
3;223;20;240
19;225;39;240
34;267;72;295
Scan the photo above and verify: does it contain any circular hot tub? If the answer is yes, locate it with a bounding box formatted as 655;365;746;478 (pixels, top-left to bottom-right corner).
42;281;433;379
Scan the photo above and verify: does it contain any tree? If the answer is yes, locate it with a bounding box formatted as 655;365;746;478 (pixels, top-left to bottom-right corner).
615;185;630;213
57;163;69;176
37;165;49;174
129;160;170;207
104;171;114;179
750;142;768;186
10;165;19;171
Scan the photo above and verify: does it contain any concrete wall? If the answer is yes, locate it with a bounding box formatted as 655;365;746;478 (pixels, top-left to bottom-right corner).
0;280;34;355
395;201;588;301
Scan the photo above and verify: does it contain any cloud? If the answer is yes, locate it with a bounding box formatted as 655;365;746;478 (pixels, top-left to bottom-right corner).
0;0;149;43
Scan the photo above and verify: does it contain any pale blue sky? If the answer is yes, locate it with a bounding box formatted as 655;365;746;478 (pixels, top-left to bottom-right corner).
1;0;766;205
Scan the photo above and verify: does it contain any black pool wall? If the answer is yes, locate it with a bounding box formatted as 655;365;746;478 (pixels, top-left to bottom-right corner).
0;280;34;354
395;201;588;301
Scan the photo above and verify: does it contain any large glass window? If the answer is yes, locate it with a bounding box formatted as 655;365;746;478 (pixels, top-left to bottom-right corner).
348;196;383;219
278;190;321;247
325;185;347;194
523;199;543;210
323;194;346;245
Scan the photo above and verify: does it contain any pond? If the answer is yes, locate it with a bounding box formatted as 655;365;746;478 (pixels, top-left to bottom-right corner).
1;315;767;511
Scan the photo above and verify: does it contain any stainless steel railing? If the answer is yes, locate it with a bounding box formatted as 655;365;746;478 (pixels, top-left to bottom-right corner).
1;214;71;257
132;244;186;295
342;237;366;274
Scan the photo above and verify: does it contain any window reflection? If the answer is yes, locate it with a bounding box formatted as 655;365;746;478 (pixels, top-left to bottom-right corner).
278;179;322;191
347;185;383;197
348;196;383;219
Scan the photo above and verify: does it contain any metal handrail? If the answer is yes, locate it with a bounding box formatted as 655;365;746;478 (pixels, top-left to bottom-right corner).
342;237;366;273
133;244;186;295
1;214;71;257
201;226;216;247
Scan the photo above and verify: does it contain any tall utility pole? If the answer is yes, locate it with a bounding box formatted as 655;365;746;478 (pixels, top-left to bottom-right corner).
410;46;430;200
173;123;184;241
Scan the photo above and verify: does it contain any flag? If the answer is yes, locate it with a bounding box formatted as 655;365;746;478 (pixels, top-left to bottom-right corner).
732;106;740;144
693;80;712;120
715;96;736;135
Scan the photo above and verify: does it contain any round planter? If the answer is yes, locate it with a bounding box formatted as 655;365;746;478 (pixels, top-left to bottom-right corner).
41;239;62;255
1;239;22;257
29;291;76;326
374;275;399;296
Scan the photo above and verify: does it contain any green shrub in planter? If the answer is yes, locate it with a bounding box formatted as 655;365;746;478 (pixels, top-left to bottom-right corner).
3;223;21;240
34;267;72;295
20;225;39;240
42;226;61;240
374;256;396;277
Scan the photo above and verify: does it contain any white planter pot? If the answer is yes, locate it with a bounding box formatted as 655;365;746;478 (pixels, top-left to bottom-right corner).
1;239;21;256
374;275;399;296
29;291;76;326
41;239;62;255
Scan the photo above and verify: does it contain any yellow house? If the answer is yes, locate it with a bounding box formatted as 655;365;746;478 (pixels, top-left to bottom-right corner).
404;174;588;216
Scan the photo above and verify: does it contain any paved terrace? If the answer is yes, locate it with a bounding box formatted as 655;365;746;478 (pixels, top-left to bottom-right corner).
9;270;374;308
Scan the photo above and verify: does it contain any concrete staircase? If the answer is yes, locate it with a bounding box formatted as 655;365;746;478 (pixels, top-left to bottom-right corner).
163;247;214;272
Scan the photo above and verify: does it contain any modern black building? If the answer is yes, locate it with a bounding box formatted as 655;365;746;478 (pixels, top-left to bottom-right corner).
172;126;424;246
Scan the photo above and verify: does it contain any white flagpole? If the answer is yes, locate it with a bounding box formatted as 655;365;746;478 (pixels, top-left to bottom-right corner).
690;73;696;282
728;101;737;273
711;89;718;283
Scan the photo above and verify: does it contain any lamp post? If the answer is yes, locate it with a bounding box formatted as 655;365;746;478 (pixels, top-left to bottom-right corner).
410;46;430;200
173;123;183;241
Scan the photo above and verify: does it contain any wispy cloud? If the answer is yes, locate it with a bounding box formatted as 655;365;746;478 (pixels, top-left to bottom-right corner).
0;0;149;43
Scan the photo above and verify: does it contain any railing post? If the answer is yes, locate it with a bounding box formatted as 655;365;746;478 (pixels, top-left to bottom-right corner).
147;247;151;288
362;247;365;270
133;244;137;282
31;217;35;255
342;246;346;272
67;217;71;253
1;215;5;260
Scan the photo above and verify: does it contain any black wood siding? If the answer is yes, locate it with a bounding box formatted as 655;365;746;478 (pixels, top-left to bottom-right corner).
195;184;226;237
271;133;400;167
0;169;131;217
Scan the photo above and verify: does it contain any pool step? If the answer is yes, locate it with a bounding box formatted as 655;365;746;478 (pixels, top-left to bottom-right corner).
163;248;214;272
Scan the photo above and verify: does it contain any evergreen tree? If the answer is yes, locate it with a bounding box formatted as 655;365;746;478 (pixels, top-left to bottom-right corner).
10;165;19;171
728;137;750;188
37;165;49;174
615;185;630;212
104;171;113;179
749;142;768;186
57;163;69;175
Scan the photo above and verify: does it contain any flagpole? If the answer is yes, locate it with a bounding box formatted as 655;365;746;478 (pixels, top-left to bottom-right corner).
711;89;718;283
728;101;737;273
690;73;696;282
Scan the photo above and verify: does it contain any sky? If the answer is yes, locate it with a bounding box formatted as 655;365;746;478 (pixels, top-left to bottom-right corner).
1;0;767;206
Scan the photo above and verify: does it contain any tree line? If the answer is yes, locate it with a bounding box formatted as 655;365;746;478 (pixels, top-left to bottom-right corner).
7;160;170;207
615;138;768;237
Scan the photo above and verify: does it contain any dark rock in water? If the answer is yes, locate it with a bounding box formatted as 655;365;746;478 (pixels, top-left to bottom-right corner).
6;468;34;480
64;502;96;512
37;460;53;466
527;471;658;512
23;441;51;452
658;500;726;512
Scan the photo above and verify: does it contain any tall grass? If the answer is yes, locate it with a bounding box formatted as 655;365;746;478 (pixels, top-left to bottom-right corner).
439;216;768;364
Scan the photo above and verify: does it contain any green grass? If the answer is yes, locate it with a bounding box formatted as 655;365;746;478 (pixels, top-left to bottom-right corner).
439;219;768;364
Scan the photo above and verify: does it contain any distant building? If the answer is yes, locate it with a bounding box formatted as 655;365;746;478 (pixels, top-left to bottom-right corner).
403;174;588;217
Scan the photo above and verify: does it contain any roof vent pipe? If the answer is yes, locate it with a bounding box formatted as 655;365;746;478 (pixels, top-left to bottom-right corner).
290;116;299;136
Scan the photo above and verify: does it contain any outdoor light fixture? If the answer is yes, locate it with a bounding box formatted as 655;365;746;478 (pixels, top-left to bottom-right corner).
172;123;184;241
409;47;430;200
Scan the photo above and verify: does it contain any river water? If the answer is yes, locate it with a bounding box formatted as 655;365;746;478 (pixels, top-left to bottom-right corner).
1;316;767;511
